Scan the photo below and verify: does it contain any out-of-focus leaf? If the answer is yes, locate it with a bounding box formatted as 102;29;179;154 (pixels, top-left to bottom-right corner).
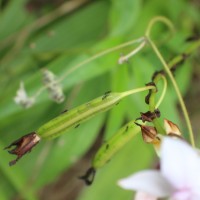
30;1;110;54
0;0;110;94
0;0;34;40
109;0;141;36
0;142;37;200
0;179;12;200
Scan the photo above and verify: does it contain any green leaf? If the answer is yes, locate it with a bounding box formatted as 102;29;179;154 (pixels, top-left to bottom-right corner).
0;0;34;40
30;1;110;54
109;0;141;36
0;142;37;200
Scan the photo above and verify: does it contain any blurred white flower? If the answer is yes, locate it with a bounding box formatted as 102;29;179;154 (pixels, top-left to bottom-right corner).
118;137;200;200
42;69;65;103
14;82;35;108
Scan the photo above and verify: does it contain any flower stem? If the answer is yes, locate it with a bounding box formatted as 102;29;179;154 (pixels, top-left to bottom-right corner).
145;16;175;38
147;38;195;147
120;85;155;98
118;40;146;64
148;74;167;134
155;75;167;108
34;37;145;98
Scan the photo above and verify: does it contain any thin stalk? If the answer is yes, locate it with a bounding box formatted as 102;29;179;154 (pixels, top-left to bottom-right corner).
118;40;146;64
120;85;155;98
155;75;167;108
147;38;195;147
34;37;145;98
145;16;175;38
148;74;167;134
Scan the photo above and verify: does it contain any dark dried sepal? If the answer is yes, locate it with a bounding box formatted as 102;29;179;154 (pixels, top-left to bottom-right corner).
136;109;161;122
79;167;96;186
4;132;40;166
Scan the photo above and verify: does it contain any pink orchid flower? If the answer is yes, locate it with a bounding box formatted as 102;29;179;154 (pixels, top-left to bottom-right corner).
118;137;200;200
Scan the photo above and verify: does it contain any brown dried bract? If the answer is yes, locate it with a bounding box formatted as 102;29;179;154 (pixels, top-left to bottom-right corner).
135;122;157;143
137;109;161;122
4;132;41;166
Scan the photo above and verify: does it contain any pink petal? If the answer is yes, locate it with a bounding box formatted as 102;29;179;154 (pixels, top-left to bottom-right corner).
135;191;158;200
161;137;200;191
118;170;173;197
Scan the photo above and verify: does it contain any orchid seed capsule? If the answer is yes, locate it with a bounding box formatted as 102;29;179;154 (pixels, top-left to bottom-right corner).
5;85;154;165
37;86;154;140
80;121;141;185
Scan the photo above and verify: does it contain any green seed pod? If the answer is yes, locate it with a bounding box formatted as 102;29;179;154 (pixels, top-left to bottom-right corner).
37;86;153;139
80;121;140;185
92;121;140;169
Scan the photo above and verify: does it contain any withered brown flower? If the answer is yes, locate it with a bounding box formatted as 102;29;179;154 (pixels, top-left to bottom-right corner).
4;132;41;166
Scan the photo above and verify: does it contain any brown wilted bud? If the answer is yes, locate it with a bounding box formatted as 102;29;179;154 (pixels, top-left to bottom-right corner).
164;119;182;136
4;132;41;166
135;122;157;143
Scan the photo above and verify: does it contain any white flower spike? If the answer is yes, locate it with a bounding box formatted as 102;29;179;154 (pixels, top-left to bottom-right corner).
42;69;65;103
118;137;200;200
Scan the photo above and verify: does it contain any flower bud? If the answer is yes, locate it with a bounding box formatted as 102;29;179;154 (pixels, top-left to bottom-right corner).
4;132;41;166
135;123;157;143
164;119;182;136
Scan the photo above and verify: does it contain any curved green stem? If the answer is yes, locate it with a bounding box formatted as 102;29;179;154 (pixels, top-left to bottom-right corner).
148;74;167;134
118;40;146;64
155;75;167;108
147;38;195;147
120;85;155;98
145;16;175;38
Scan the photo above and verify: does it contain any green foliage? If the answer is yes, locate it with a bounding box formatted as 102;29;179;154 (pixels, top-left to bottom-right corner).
0;0;199;199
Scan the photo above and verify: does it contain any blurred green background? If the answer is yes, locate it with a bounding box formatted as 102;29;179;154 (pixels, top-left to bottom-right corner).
0;0;200;199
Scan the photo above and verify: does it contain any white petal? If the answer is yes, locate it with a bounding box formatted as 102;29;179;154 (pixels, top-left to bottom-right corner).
118;170;173;197
134;191;158;200
161;137;200;190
